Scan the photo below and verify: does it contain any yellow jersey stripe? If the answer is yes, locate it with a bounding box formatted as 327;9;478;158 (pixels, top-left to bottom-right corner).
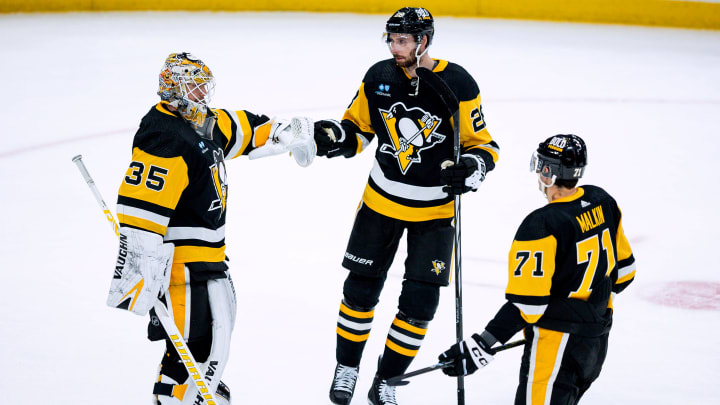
172;245;226;264
118;213;168;236
362;184;454;221
235;110;254;157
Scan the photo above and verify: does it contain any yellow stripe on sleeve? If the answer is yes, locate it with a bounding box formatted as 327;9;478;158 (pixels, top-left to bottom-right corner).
616;218;633;262
342;82;373;134
506;236;557;298
229;110;254;158
118;148;188;210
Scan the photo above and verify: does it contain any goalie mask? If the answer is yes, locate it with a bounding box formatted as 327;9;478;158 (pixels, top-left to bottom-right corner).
530;134;587;188
158;52;216;135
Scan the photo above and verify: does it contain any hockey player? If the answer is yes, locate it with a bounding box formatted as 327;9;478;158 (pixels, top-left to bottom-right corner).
314;7;500;405
107;52;315;404
438;135;636;404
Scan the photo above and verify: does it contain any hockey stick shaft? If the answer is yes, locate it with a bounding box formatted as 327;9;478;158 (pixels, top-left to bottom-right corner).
415;67;465;404
72;155;120;237
72;155;219;404
386;339;527;386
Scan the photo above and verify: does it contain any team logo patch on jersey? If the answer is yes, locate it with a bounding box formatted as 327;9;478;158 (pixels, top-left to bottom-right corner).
208;149;228;217
379;102;445;174
431;260;446;276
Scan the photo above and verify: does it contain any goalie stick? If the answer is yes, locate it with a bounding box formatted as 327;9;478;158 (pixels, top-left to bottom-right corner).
386;339;527;387
415;66;466;404
72;155;219;405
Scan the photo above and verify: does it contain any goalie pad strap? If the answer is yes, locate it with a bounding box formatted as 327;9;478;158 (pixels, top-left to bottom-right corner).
153;382;174;397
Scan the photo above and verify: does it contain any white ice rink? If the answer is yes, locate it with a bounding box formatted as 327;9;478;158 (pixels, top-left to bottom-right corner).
1;11;719;404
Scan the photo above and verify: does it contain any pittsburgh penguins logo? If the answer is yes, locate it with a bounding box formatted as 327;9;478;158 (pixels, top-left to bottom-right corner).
431;260;446;276
379;102;445;174
208;149;228;217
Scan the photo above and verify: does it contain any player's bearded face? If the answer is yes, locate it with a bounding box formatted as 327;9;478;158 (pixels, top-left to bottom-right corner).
386;33;419;67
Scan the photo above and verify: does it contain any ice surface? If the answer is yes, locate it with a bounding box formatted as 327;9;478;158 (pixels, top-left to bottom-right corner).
1;11;719;404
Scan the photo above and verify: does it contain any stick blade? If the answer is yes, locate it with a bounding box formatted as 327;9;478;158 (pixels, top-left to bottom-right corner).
386;377;411;387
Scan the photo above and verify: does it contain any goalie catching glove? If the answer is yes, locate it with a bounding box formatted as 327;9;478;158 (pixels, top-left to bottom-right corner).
440;154;487;195
439;331;496;377
107;227;173;316
248;116;316;167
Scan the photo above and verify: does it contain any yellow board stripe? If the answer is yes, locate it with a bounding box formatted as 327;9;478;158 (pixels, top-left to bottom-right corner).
362;184;453;222
340;302;374;319
4;2;720;30
336;326;370;342
392;318;427;336
385;338;419;357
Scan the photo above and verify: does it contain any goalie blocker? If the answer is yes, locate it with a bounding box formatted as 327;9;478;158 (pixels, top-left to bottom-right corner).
108;227;173;316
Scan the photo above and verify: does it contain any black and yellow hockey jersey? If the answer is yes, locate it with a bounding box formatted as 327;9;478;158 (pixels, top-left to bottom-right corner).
117;101;276;266
335;59;500;221
486;185;636;342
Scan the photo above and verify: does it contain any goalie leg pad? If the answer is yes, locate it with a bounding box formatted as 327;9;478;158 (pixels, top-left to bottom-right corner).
153;274;236;404
202;274;237;394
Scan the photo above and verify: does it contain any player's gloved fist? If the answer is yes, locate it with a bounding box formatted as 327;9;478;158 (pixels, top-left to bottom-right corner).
313;119;344;157
440;154;487;195
439;332;495;377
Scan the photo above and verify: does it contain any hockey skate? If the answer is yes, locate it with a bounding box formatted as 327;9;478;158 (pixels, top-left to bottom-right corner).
329;363;359;405
367;374;398;405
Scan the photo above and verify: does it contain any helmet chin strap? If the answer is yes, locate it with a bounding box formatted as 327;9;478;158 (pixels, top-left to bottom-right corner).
537;173;557;200
412;39;430;96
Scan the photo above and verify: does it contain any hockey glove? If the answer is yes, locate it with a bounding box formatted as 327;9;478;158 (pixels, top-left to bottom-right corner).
107;227;174;316
439;332;495;377
314;119;346;157
440;154;487;195
248;117;316;167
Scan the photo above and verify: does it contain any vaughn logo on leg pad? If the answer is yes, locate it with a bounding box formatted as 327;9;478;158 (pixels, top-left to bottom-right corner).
115;233;128;278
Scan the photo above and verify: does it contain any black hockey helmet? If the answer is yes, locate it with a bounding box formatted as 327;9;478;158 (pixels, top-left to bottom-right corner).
385;7;434;45
531;134;587;180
